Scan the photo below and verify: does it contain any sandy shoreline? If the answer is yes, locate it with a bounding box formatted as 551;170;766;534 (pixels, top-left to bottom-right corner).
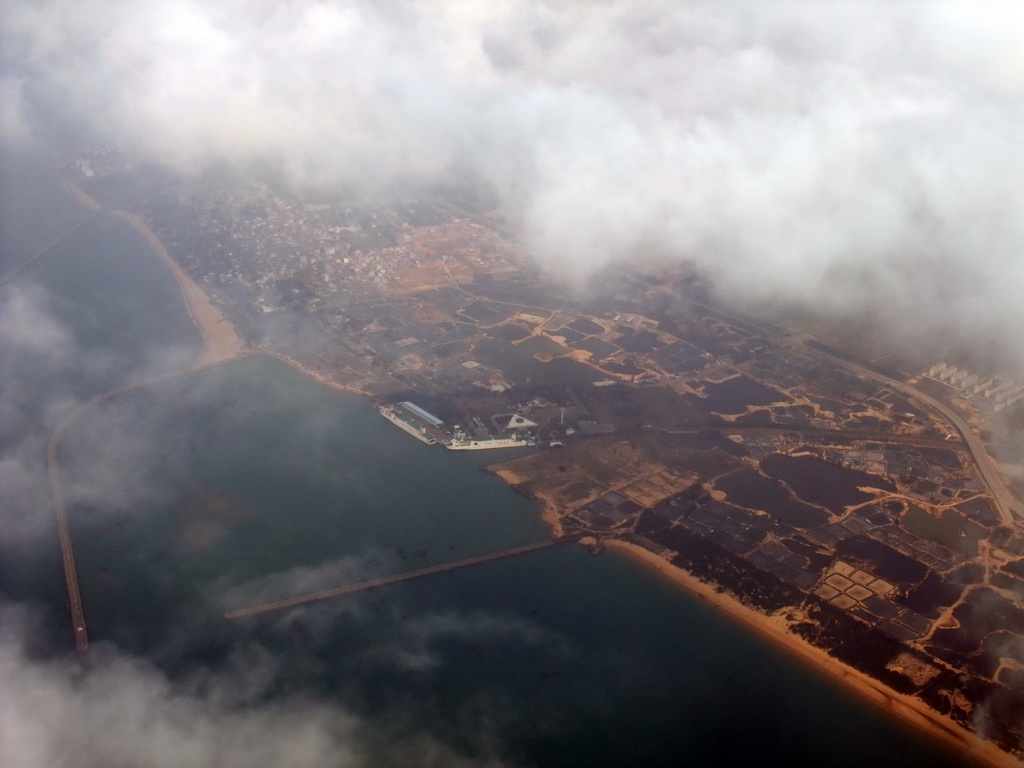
604;538;1018;768
266;351;371;397
111;210;245;368
57;175;1016;766
63;179;245;369
62;179;102;211
50;175;249;654
487;465;564;535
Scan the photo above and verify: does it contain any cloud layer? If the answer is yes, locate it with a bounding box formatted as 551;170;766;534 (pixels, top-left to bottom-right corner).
6;1;1024;365
0;602;359;768
0;602;521;768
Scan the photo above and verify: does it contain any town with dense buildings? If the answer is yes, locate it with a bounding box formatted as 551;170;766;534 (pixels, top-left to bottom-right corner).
72;150;1024;761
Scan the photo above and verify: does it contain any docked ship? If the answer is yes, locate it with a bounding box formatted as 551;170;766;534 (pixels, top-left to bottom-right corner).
378;404;438;445
445;434;528;450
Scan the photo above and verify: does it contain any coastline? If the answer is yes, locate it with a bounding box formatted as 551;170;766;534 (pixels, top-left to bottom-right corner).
55;173;1015;765
604;538;1019;768
111;209;244;368
62;178;244;369
265;350;371;397
260;299;1016;767
487;465;564;535
49;174;248;654
62;179;102;211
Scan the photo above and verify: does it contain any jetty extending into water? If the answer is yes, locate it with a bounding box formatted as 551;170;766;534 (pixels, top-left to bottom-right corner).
45;180;248;652
225;536;580;620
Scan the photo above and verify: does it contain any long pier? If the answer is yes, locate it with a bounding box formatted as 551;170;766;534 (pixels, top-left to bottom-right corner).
47;426;89;651
46;372;199;651
225;537;579;620
42;178;249;651
0;218;96;289
47;359;251;651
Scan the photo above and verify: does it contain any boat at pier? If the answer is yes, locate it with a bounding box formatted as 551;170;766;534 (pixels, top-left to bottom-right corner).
446;435;528;450
379;404;438;445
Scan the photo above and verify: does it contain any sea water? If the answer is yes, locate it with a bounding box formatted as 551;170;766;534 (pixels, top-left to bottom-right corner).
0;157;970;767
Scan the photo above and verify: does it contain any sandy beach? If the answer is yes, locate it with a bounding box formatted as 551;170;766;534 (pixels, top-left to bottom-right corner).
62;178;244;370
488;465;564;535
56;175;1015;766
70;178;388;396
111;210;245;369
62;179;102;211
605;538;1019;768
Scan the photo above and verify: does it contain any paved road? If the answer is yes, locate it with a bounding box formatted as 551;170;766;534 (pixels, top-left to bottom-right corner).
647;424;959;449
799;344;1022;524
44;185;250;651
0;219;96;288
47;424;89;651
680;299;1022;523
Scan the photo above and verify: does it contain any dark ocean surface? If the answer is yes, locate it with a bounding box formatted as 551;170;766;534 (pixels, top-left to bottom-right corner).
0;156;970;766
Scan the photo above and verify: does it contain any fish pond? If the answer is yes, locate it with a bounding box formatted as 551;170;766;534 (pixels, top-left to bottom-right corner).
760;454;895;514
714;468;829;529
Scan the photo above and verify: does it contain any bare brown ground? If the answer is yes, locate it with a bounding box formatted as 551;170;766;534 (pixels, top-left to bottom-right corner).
605;539;1020;768
51;179;1018;764
492;438;693;524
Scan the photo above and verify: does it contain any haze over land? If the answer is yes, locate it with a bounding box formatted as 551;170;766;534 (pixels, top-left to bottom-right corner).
5;0;1024;367
3;3;1024;768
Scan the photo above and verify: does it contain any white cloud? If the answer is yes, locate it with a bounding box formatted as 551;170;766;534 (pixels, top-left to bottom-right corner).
0;602;517;768
218;550;398;615
4;1;1024;361
0;603;363;768
359;609;572;673
0;283;73;362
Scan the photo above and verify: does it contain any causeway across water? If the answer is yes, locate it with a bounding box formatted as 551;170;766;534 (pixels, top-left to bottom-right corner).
225;536;580;620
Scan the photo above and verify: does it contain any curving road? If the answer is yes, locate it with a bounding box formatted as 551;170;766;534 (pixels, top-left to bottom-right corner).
684;299;1022;523
800;344;1022;524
